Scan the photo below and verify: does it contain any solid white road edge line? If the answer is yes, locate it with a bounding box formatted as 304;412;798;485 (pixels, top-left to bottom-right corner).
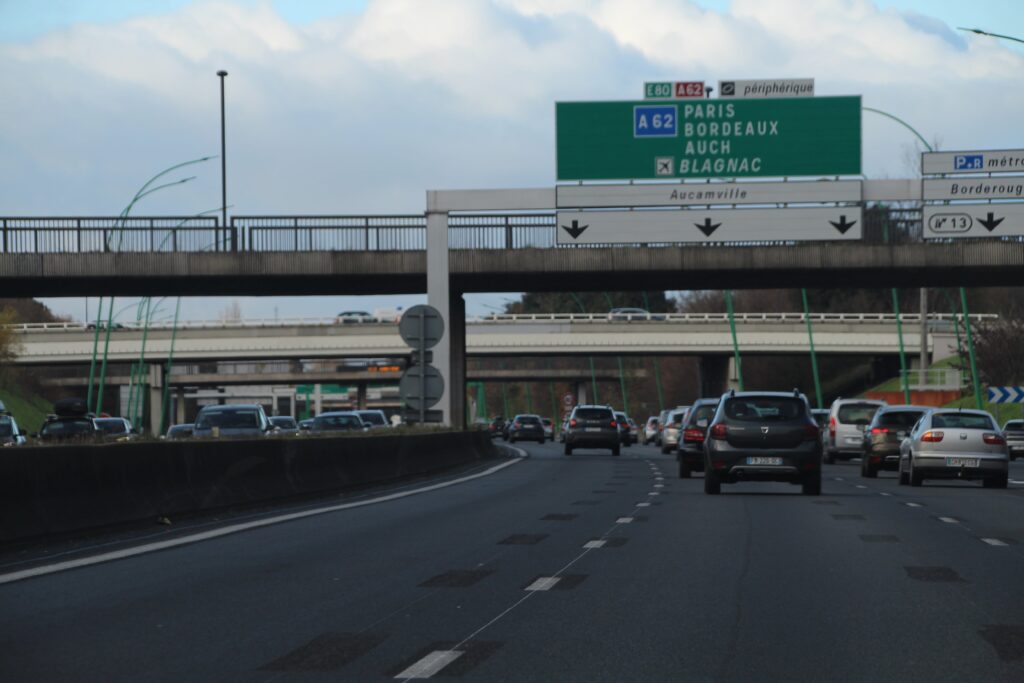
395;650;464;679
0;457;525;586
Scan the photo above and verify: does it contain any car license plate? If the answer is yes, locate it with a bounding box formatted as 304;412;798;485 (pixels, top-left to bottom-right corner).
586;427;601;433
845;437;861;444
746;457;783;466
897;432;907;439
945;457;980;468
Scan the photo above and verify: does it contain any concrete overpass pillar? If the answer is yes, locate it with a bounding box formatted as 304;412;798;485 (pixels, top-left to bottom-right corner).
356;382;367;410
698;356;730;397
450;292;466;428
727;357;741;391
576;381;588;405
148;364;163;436
175;387;186;425
426;208;453;426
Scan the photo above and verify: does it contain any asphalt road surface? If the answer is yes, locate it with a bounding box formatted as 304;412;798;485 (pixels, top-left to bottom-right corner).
3;442;1024;682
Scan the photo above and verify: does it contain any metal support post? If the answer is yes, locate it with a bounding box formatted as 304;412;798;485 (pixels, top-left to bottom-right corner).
801;289;823;409
86;296;104;412
959;288;984;410
724;291;744;391
892;289;911;405
641;292;665;409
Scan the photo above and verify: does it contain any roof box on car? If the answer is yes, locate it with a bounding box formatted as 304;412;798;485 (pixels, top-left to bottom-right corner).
53;397;89;417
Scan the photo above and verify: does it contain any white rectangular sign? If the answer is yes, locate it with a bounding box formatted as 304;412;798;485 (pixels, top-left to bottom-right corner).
557;180;861;208
923;177;1024;201
922;149;1024;175
556;207;862;244
717;78;814;99
924;203;1024;239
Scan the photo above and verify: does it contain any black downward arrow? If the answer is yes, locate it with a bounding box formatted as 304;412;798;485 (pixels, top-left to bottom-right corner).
560;219;588;240
695;217;721;237
979;212;1004;232
829;215;857;234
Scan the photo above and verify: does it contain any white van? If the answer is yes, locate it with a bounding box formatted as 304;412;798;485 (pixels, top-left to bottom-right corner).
824;398;886;464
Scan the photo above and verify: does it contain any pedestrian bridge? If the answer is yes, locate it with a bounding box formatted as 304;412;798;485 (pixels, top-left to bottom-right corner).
10;312;984;365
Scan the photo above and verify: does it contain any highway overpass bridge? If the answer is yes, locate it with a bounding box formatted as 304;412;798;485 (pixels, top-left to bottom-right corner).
3;181;1020;425
10;312;979;365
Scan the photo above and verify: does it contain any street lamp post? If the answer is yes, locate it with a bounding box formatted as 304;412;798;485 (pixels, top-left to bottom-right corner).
217;70;229;239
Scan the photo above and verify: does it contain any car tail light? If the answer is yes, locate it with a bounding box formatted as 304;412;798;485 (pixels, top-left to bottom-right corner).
683;428;705;443
921;430;944;443
513;421;521;428
569;419;577;428
829;416;836;439
983;432;1006;445
610;420;617;428
711;423;728;440
666;422;675;430
870;427;889;435
712;460;728;470
804;424;819;441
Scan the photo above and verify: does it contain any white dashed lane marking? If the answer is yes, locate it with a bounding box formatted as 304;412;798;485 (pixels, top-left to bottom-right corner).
939;517;959;524
648;492;660;496
395;650;463;679
635;503;651;507
879;492;892;496
904;502;923;508
616;517;634;524
583;540;607;549
855;485;867;489
524;577;560;592
982;538;1008;547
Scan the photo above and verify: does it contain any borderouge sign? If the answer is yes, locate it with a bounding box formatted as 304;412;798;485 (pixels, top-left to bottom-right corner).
556;96;861;181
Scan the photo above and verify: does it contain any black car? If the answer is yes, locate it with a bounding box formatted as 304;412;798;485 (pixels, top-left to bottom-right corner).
676;398;720;478
563;405;620;456
508;414;545;444
614;411;634;446
487;416;505;439
703;390;822;495
36;416;101;443
860;405;929;478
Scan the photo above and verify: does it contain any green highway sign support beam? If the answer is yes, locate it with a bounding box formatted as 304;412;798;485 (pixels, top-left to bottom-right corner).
725;291;744;391
801;289;823;409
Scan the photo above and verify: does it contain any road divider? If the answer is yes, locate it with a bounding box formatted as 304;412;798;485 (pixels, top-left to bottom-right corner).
0;430;496;543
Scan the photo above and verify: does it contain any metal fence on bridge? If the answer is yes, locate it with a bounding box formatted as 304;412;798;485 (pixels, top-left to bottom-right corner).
0;207;949;255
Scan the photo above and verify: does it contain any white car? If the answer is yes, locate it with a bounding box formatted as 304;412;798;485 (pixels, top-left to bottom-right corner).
899;409;1008;488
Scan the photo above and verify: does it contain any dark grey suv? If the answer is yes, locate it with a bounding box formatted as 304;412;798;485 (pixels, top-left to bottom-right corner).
703;391;822;495
563;405;620;456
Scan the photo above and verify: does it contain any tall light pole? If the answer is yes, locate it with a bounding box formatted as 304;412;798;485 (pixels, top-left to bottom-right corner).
217;70;228;234
957;28;1024;45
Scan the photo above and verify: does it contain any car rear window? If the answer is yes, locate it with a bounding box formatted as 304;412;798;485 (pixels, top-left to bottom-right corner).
575;408;612;420
837;404;882;424
196;409;260;429
1004;421;1024;430
517;416;542;425
314;415;363;429
271;417;298;429
931;413;997;430
877;411;926;428
94;419;128;434
42;419;94;436
725;397;805;422
0;418;13;437
358;412;387;426
687;404;718;426
670;410;687;424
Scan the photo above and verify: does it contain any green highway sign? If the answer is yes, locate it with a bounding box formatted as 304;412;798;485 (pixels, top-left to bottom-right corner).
556;96;861;181
296;384;349;394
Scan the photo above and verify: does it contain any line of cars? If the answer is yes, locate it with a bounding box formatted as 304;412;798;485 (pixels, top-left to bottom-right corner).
641;393;1014;493
166;404;394;439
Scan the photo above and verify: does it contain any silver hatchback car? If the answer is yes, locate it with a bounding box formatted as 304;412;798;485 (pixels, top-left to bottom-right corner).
899;409;1009;488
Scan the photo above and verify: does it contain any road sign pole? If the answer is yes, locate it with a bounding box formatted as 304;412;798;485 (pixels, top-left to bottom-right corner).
891;289;911;405
801;289;823;409
959;288;984;410
724;291;744;391
419;308;426;424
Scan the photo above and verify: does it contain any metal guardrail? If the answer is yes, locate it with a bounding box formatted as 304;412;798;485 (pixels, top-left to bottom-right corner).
7;312;999;332
0;207;936;254
0;217;230;253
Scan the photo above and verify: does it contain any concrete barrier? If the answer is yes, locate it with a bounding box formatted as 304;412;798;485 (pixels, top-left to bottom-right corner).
0;430;496;543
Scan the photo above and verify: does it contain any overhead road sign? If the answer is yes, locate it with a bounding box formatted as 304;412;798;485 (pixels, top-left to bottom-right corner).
555;207;862;244
644;81;705;99
718;79;814;99
922;149;1024;175
556;96;860;181
556;180;861;208
923;177;1024;201
924;204;1024;239
988;386;1024;404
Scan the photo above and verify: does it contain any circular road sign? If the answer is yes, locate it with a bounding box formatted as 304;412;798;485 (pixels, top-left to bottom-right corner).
399;305;444;349
400;365;445;410
562;392;575;408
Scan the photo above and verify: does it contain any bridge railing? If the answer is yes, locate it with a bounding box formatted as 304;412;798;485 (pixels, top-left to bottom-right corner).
7;312;999;332
0;217;230;253
2;206;940;254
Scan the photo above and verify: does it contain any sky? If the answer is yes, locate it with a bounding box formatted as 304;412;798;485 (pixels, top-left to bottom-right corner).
1;0;1022;322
